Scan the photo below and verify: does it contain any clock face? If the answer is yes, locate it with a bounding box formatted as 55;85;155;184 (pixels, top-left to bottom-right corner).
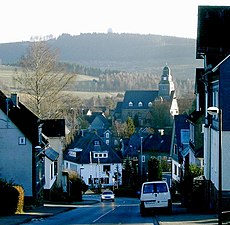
163;77;167;80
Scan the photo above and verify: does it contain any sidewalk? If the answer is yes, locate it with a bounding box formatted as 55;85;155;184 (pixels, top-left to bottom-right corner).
156;203;223;225
0;200;99;225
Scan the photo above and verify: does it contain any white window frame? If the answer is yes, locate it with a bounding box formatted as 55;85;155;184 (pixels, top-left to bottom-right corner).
18;136;26;145
138;101;143;107
129;101;133;107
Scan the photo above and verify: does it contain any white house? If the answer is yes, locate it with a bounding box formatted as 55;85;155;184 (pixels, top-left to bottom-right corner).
64;131;122;189
0;91;62;204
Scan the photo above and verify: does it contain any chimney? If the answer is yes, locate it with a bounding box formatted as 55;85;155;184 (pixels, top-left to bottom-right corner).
11;93;19;107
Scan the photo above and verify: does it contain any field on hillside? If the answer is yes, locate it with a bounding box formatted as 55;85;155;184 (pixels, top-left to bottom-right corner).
0;65;120;99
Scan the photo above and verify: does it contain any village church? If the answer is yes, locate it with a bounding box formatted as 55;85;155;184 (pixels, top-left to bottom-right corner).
114;65;179;127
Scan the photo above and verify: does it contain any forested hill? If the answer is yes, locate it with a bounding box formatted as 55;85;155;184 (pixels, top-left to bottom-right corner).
0;33;202;80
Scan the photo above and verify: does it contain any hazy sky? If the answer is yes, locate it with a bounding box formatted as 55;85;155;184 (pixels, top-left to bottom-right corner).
1;0;229;43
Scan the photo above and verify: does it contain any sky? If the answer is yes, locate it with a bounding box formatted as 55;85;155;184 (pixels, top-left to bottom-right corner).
1;0;229;44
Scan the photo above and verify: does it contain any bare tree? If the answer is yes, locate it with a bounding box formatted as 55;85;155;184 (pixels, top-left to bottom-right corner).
14;41;75;119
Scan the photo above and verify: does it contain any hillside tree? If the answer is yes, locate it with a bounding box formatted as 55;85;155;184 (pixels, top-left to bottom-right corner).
14;40;75;119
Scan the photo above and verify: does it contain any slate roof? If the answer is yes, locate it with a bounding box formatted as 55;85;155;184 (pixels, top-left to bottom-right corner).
122;90;159;109
89;113;111;130
64;131;122;164
0;91;40;145
187;110;203;124
45;147;59;161
143;133;171;153
174;114;190;147
114;102;122;114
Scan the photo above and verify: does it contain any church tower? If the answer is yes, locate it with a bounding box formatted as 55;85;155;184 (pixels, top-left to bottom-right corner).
158;64;175;100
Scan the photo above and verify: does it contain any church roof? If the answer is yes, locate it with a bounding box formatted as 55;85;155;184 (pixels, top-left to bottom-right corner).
163;65;170;76
122;90;159;109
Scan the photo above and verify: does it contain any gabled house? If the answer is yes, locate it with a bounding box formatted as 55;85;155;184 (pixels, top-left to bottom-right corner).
0;91;64;204
63;131;122;188
88;113;110;131
0;91;46;204
42;119;66;198
196;5;230;211
170;114;190;184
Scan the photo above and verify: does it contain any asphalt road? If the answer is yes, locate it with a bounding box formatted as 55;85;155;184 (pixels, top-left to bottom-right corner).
21;195;159;225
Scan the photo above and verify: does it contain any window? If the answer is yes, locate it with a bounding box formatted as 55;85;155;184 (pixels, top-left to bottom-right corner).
106;140;109;145
148;102;153;107
93;140;100;146
181;129;189;144
174;164;177;175
105;132;109;138
143;183;168;194
129;101;133;107
138;101;143;107
51;164;53;179
94;152;108;158
173;145;177;155
18;137;26;145
142;155;145;162
103;165;111;172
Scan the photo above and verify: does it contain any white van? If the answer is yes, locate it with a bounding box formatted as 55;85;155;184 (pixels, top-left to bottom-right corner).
139;181;172;215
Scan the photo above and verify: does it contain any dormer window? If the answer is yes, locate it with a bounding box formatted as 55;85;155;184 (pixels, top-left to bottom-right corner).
148;102;153;107
138;101;143;107
93;140;100;146
129;101;133;107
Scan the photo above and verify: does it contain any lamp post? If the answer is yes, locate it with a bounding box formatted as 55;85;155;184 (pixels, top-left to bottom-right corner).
207;106;222;225
140;136;143;182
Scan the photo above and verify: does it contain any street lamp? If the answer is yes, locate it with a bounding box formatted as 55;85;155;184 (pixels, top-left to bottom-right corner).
140;136;143;182
207;106;222;225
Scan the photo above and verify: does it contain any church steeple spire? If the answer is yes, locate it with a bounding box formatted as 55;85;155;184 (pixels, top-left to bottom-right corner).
158;64;175;99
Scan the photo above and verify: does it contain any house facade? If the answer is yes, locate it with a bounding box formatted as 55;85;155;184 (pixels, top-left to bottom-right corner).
64;131;122;189
170;114;190;184
0;91;46;204
196;6;230;210
0;91;63;204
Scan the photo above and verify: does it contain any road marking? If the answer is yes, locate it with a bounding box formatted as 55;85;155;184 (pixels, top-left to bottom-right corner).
92;206;120;223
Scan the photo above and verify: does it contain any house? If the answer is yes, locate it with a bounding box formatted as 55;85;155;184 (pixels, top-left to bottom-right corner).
0;91;46;204
170;114;190;184
113;65;179;126
186;110;204;168
0;91;63;204
42;119;66;198
196;5;230;211
88;113;111;131
186;69;205;169
63;131;122;189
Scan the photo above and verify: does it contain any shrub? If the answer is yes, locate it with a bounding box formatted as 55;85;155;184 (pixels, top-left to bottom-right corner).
0;179;24;215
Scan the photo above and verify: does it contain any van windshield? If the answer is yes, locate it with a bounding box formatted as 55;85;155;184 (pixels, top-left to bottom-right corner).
143;183;168;193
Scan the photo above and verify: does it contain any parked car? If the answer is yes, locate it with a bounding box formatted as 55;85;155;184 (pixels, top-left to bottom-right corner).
139;181;172;215
101;190;115;202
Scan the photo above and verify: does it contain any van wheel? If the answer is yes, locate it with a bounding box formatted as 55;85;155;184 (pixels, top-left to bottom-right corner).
140;207;146;216
167;202;172;214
